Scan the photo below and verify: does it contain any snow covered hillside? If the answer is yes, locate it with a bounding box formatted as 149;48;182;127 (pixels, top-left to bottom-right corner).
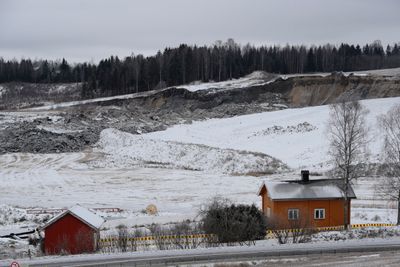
144;97;400;169
93;128;288;174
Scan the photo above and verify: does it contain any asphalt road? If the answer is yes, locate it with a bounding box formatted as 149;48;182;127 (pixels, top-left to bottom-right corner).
232;251;400;267
4;239;400;267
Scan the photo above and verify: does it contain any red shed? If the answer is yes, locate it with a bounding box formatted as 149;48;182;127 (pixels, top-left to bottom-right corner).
42;205;104;255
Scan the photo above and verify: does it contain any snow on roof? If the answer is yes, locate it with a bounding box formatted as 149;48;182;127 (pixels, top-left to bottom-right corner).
259;179;356;200
43;205;104;230
68;205;104;229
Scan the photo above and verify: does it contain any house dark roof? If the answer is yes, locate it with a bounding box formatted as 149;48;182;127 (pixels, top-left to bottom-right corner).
258;179;356;201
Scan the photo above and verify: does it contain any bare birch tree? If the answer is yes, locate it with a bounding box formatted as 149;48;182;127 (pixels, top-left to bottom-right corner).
327;101;369;229
378;104;400;225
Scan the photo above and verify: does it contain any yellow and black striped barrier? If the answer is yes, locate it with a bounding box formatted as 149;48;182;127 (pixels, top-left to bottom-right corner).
351;223;395;228
100;224;398;243
100;233;215;243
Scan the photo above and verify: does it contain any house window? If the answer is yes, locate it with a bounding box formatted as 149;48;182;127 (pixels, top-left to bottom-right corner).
288;209;299;220
314;209;325;219
266;207;271;218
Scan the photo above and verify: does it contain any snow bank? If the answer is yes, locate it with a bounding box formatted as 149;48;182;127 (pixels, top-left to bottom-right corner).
0;238;35;260
93;128;288;174
313;226;400;242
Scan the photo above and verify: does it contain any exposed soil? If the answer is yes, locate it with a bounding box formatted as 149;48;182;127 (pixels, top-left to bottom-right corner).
0;71;399;154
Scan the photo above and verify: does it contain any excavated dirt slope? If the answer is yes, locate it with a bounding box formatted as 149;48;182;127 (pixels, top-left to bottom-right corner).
287;73;400;106
0;71;399;153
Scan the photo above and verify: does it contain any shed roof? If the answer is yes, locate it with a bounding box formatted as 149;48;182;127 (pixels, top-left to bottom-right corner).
42;205;104;230
258;179;356;200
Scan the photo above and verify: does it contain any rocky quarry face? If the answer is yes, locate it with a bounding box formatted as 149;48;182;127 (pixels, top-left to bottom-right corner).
0;71;399;154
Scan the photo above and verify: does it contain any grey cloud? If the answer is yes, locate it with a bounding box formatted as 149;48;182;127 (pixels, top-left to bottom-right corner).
0;0;399;62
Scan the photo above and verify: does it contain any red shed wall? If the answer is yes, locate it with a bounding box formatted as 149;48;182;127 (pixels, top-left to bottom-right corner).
44;213;97;255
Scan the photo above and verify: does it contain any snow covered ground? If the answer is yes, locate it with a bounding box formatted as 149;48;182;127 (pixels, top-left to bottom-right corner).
0;152;267;225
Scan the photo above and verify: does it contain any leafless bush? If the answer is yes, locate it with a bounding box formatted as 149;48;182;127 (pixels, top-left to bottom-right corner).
170;220;203;249
116;224;129;252
267;217;290;244
289;219;315;243
129;228;144;252
100;221;217;252
267;216;315;244
149;223;170;250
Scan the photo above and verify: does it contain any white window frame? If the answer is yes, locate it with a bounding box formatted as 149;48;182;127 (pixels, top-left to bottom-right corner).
314;208;325;219
288;209;299;220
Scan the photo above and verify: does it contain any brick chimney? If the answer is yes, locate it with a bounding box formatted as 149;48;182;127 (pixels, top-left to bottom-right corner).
301;170;310;183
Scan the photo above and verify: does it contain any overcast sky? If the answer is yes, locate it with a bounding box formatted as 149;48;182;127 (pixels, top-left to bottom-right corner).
1;0;399;63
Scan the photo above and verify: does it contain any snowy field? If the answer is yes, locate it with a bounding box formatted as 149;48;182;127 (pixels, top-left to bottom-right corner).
0;152;268;228
0;152;395;228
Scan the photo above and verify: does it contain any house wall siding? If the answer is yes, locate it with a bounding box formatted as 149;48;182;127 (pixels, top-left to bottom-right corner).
261;187;351;228
44;213;97;255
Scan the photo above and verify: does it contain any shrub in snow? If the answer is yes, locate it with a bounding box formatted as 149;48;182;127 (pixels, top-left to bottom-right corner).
267;216;315;244
371;215;381;221
116;224;129;252
200;197;266;246
353;212;368;220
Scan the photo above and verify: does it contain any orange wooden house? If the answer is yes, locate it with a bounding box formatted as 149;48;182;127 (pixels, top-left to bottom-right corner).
258;170;356;228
